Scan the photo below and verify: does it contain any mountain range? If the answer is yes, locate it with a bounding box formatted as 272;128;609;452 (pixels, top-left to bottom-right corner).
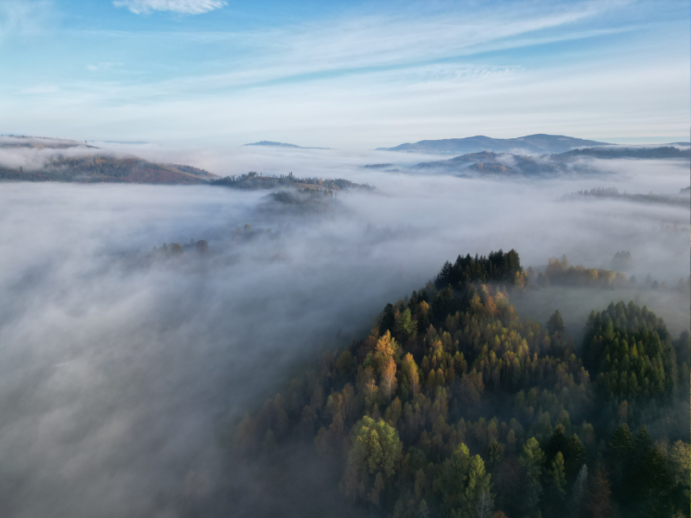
378;133;608;155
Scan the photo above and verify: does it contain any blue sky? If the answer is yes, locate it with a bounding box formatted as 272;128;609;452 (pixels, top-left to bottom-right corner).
1;0;688;147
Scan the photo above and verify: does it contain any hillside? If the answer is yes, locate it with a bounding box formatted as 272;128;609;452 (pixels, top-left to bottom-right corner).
0;135;96;149
0;155;215;184
378;134;608;155
414;152;562;177
232;250;690;518
413;145;690;177
0;135;216;184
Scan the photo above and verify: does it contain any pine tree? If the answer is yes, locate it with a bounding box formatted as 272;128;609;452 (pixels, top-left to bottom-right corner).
547;310;565;336
464;455;493;518
519;437;545;516
441;443;471;511
549;452;567;500
488;440;504;474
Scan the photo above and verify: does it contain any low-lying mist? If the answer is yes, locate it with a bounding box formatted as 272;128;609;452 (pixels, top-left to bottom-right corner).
0;147;688;517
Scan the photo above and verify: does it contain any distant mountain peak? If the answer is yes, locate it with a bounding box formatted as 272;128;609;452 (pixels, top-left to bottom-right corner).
245;141;301;148
244;141;330;150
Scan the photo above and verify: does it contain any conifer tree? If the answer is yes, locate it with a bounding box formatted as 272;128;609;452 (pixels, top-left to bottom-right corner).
547;310;565;336
549;452;567;500
519;437;545;516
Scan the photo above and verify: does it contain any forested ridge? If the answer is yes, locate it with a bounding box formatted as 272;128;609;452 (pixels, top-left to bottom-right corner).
211;171;370;191
0;155;214;184
233;250;690;518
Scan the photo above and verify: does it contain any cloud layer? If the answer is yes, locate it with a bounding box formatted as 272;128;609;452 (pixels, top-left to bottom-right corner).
0;146;687;516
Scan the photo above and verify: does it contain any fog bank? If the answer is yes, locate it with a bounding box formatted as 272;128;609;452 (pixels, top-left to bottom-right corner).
0;149;688;516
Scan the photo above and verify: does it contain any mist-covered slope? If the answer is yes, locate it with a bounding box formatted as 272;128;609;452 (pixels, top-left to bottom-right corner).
414;152;562;177
412;146;691;177
0;136;215;184
0;156;215;184
555;146;689;160
378;134;608;155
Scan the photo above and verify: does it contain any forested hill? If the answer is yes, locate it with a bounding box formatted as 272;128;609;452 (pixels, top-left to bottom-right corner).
0;136;217;184
0;155;215;184
211;172;371;191
233;250;690;518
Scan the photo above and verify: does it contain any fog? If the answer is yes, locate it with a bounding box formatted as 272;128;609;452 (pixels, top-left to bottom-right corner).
0;146;688;517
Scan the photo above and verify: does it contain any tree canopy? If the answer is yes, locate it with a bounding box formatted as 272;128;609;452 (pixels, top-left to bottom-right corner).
233;250;690;518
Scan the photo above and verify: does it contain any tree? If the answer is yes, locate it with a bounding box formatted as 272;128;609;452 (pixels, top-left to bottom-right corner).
381;357;398;401
373;331;398;373
487;440;504;474
547;310;565;336
464;455;493;518
476;489;493;518
628;427;673;518
401;353;420;398
607;423;633;498
565;435;585;483
583;302;677;400
396;308;418;341
441;443;471;511
548;452;567;500
546;426;584;483
585;465;612;518
381;304;396;334
667;441;690;514
570;465;587;518
341;417;403;502
668;441;690;494
519;437;545;516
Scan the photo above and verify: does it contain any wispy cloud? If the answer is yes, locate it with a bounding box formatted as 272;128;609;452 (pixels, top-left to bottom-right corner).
0;0;52;41
76;1;628;94
113;0;226;15
3;0;688;145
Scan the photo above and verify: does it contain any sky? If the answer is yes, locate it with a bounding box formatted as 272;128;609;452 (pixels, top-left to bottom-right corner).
1;0;689;148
